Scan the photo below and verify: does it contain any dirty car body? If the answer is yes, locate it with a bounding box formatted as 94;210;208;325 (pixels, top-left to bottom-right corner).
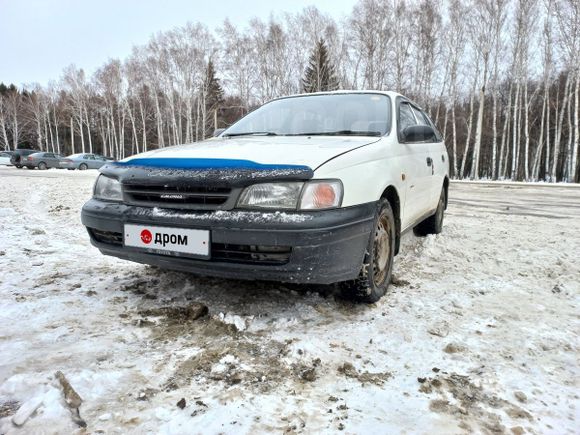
82;91;449;301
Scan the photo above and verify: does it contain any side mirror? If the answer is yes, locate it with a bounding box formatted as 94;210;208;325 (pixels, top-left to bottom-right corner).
213;128;225;137
402;125;435;143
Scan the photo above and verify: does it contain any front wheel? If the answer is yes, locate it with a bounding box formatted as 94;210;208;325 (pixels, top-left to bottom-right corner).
79;163;88;170
414;188;446;236
38;162;48;170
341;198;396;303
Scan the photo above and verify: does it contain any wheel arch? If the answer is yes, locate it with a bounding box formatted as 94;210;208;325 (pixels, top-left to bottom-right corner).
380;185;401;255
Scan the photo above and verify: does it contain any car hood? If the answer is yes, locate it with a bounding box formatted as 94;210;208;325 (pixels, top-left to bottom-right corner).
117;136;380;171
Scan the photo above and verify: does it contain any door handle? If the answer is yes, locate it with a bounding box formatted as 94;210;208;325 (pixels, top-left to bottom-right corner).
426;157;432;166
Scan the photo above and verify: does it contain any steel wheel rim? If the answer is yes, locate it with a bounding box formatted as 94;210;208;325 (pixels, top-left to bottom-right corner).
373;213;391;286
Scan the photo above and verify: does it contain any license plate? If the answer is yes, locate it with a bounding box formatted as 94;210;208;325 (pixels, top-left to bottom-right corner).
124;224;210;258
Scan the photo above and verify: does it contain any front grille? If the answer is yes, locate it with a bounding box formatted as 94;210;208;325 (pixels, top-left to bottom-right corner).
89;228;123;246
123;184;233;210
211;244;292;265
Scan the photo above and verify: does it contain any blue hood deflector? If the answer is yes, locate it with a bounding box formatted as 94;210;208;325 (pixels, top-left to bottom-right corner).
113;158;311;172
101;158;314;187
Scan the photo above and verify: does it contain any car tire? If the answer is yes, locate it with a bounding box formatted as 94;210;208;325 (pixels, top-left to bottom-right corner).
414;188;446;236
340;198;396;303
79;163;88;170
38;162;48;170
16;165;22;169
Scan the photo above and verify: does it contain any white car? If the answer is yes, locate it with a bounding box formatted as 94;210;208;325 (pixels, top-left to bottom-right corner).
0;151;13;166
82;91;449;302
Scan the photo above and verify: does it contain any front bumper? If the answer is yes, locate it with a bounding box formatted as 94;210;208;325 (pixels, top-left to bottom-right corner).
81;199;377;284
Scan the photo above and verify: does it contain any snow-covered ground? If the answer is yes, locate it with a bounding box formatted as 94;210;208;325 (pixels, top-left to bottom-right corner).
0;166;578;434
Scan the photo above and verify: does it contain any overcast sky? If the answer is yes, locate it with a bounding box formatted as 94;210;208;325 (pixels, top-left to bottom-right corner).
1;0;355;88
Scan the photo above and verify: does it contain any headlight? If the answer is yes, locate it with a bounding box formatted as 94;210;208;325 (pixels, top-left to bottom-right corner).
237;182;303;209
237;180;343;210
93;175;123;201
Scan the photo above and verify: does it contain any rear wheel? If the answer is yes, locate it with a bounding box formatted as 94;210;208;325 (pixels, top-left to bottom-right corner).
341;198;396;303
79;163;88;170
414;188;446;236
38;162;48;170
16;165;22;169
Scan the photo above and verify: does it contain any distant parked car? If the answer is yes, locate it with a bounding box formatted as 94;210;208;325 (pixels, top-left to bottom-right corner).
10;149;37;168
60;153;110;170
23;152;66;170
0;151;14;166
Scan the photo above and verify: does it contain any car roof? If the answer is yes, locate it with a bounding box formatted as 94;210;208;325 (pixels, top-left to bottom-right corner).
267;90;426;111
271;90;403;101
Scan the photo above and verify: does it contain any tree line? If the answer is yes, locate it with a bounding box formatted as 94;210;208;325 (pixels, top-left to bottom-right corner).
0;0;578;182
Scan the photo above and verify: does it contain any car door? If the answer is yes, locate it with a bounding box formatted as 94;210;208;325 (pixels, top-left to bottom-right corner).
41;153;53;168
397;100;432;227
48;153;59;168
88;155;101;169
413;107;445;208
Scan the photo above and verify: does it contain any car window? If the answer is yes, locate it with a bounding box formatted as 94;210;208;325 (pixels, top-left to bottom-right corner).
398;103;417;133
411;107;429;126
44;153;54;158
421;110;443;142
83;155;90;160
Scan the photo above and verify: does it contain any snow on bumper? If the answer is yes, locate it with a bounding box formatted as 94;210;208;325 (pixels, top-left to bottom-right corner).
81;199;376;284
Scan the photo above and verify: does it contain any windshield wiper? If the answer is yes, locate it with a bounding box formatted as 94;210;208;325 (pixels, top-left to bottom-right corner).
223;131;278;137
289;130;382;137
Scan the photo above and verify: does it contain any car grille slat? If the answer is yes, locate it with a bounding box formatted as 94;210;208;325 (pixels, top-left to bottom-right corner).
123;184;233;209
89;229;123;246
211;244;292;265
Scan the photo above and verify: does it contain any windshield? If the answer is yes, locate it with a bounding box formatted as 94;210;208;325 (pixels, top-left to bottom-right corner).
224;93;391;137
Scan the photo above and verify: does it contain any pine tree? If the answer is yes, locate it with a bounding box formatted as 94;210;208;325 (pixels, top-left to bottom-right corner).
202;60;224;137
302;38;340;93
204;60;224;111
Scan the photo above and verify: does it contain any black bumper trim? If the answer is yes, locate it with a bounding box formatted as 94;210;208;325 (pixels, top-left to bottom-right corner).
81;200;377;284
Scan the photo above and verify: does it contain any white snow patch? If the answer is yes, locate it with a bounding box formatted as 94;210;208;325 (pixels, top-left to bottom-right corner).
0;168;578;434
150;207;313;223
